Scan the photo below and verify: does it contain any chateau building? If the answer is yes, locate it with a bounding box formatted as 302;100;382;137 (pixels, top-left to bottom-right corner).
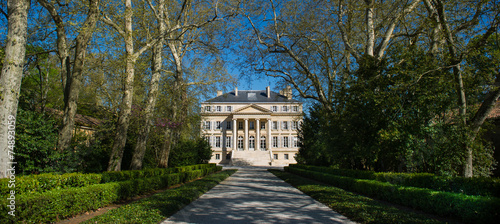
201;86;303;166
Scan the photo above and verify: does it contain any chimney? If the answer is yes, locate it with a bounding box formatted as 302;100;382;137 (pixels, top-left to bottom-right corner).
216;90;223;97
266;86;270;98
235;87;238;96
286;85;292;100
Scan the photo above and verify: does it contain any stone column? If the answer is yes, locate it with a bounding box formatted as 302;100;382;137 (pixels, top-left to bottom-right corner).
256;119;260;151
267;119;272;150
244;119;248;151
233;119;237;151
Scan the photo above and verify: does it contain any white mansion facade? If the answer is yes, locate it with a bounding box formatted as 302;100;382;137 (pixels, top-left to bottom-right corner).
201;86;303;166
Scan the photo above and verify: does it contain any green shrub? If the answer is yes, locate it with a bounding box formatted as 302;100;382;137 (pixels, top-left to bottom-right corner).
270;170;443;224
1;164;218;197
83;169;237;224
168;137;213;167
14;109;62;174
0;165;221;223
289;164;500;197
286;166;500;223
0;172;102;196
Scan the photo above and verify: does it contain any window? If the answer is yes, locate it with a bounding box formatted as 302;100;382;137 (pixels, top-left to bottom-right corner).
284;154;289;160
204;106;211;112
272;136;278;148
237;136;243;150
282;121;288;130
273;154;278;160
226;106;232;112
226;136;232;148
271;106;278;112
283;136;289;148
215;136;221;148
272;121;278;130
204;121;211;130
204;136;210;144
293;136;298;147
260;136;266;150
216;106;222;112
292;105;299;112
282;106;288;112
292;121;298;130
249;136;255;149
216;154;220;160
238;122;243;130
249;121;255;130
216;121;221;130
261;123;266;130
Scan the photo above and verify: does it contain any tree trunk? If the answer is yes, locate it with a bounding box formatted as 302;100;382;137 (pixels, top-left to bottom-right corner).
130;1;165;169
0;0;30;178
434;0;471;176
54;0;99;152
108;0;135;171
364;0;375;57
38;0;100;152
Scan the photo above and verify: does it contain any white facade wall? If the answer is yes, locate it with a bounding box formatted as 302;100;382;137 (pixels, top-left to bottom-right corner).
201;100;302;166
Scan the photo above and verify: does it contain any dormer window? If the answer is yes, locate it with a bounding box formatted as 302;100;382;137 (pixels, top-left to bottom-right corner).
248;92;257;100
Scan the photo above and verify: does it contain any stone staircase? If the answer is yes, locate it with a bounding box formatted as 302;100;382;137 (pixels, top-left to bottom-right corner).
230;150;272;166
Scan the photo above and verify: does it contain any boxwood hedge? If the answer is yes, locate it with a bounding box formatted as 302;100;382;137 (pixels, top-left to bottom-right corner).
83;169;237;224
0;165;222;223
286;166;500;223
0;163;218;196
289;164;500;197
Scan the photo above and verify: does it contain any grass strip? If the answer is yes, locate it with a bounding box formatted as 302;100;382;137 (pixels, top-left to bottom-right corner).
82;169;237;224
269;169;446;224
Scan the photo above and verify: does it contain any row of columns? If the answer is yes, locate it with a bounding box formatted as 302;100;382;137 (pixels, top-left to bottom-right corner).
231;118;272;151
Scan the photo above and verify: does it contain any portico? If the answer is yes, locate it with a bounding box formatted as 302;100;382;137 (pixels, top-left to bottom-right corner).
201;86;302;166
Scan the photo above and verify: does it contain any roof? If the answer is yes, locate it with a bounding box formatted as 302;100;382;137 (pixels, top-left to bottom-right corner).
43;107;103;128
204;90;301;103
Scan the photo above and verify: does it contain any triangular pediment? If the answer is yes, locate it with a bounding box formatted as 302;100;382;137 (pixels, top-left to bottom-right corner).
233;104;272;114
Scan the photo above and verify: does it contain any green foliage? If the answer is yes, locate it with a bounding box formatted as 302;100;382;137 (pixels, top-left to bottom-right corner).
0;164;222;223
83;169;236;224
296;42;497;176
296;104;332;166
168;137;213;167
286;166;500;223
270;170;443;224
14;108;63;174
290;164;500;197
0;172;102;196
0;164;218;197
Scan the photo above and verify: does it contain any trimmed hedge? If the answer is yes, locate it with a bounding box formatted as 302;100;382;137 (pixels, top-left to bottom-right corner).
0;165;222;223
286;166;500;223
1;164;218;196
289;164;500;197
0;172;102;196
269;170;443;224
83;169;237;224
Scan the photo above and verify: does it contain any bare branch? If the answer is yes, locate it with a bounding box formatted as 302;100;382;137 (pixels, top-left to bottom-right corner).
100;14;126;39
377;0;422;59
